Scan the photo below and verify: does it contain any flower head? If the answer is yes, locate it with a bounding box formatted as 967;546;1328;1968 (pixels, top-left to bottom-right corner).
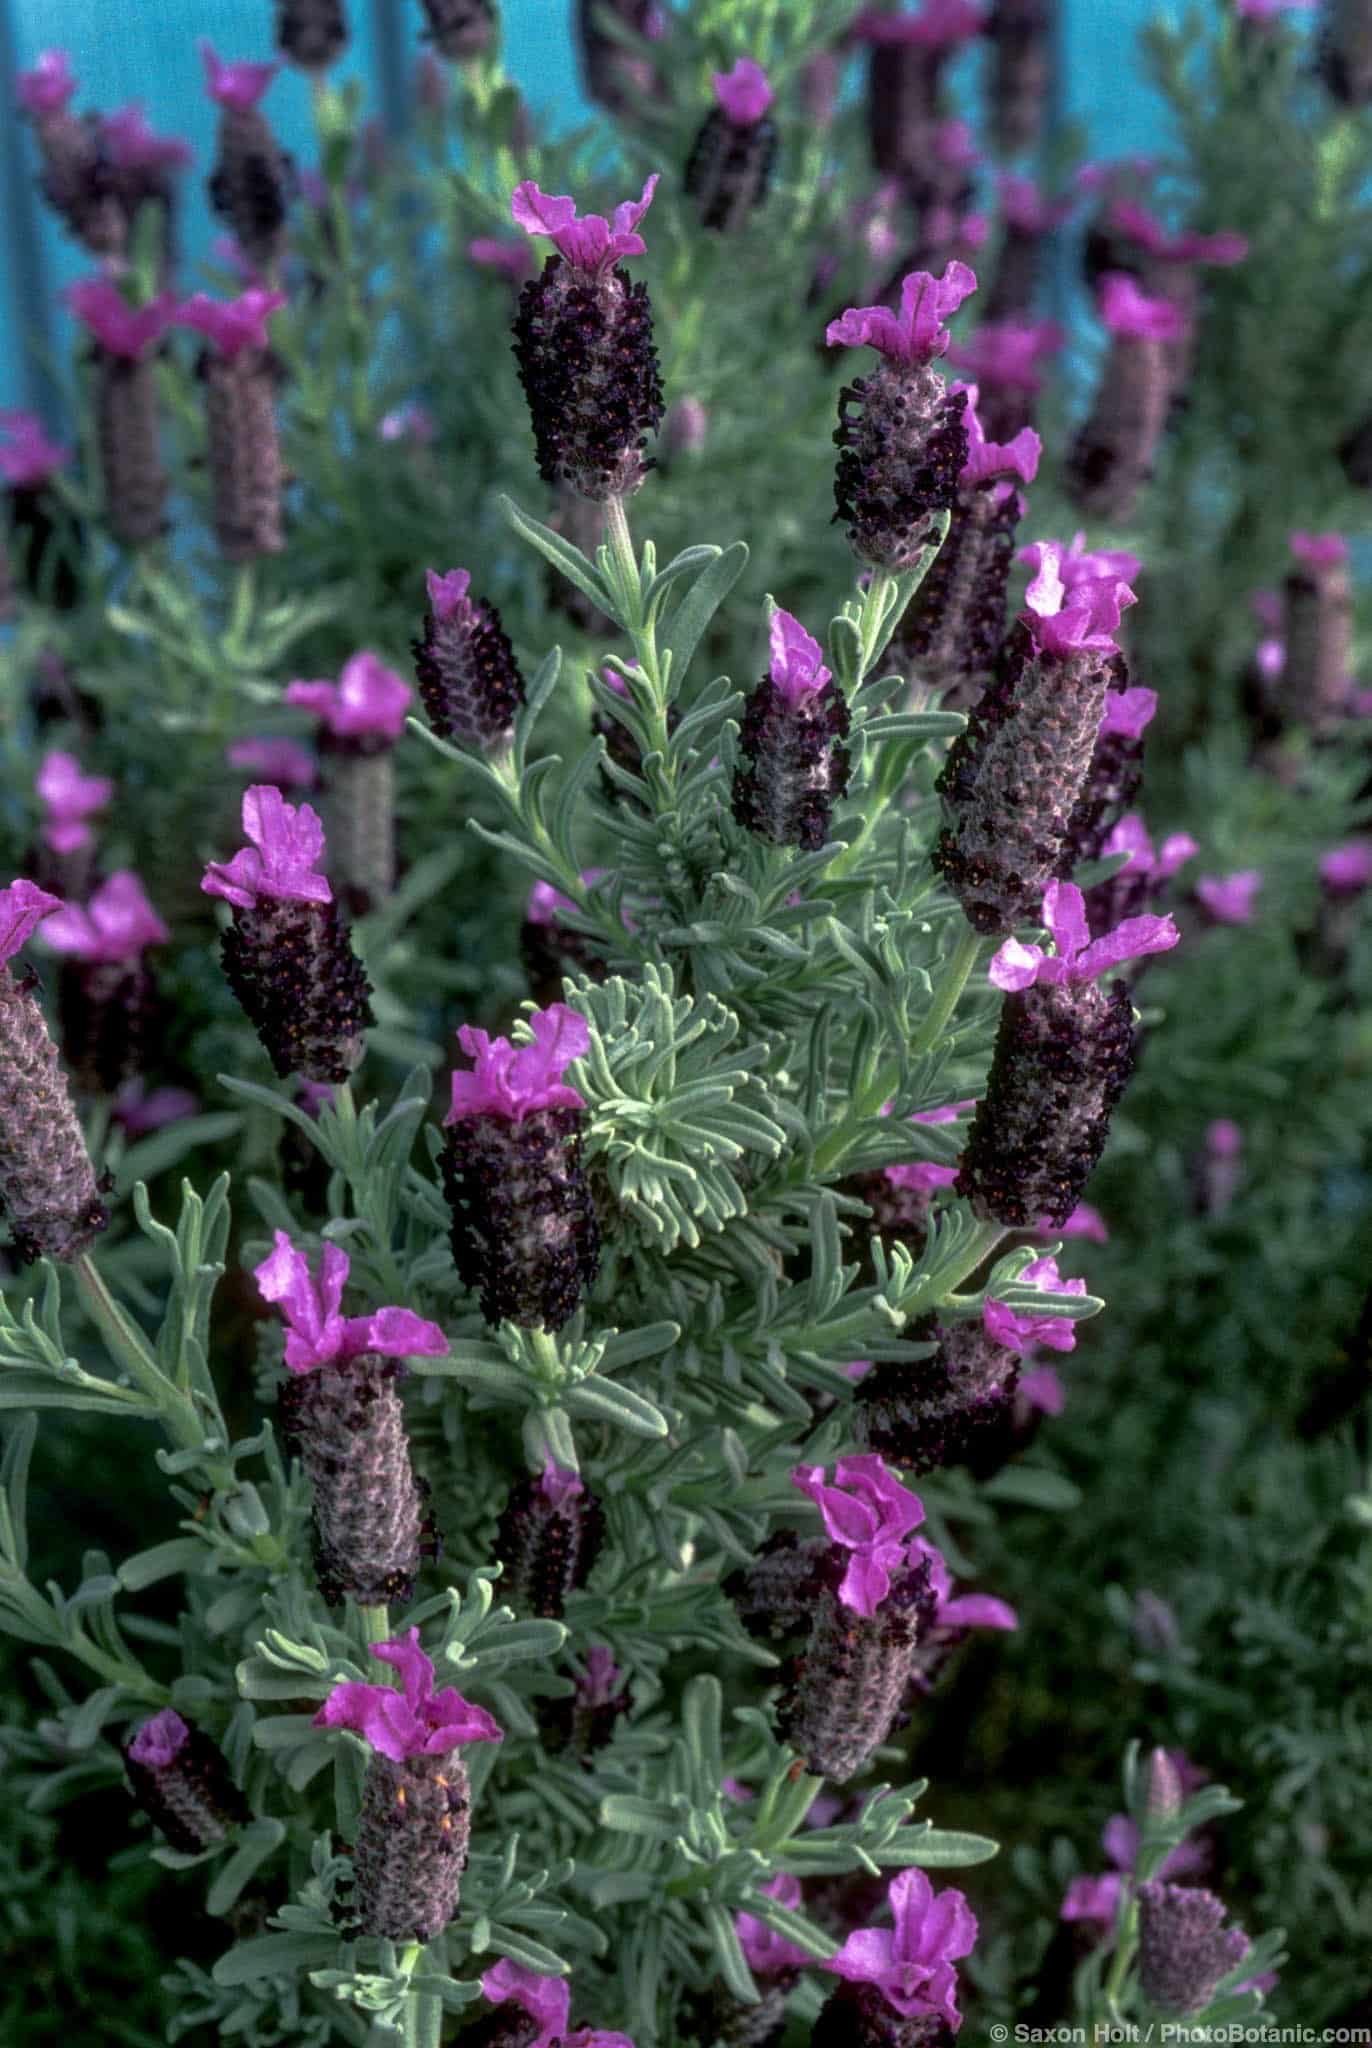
713;57;773;124
1195;870;1262;924
67;281;177;360
0;880;63;968
202;787;332;910
111;1082;200;1136
826;261;978;364
1099;273;1187;341
736;1872;812;1975
768;609;832;705
826;1868;978;2025
254;1230;447;1373
226;736;317;787
286;652;411;743
445;1003;589;1123
42;871;169;964
126;1706;190;1767
511;175;660;274
175;287;285;359
1320;840;1372;893
18;50;76;115
200;41;279;110
314;1628;502;1761
984;1255;1087;1356
990;880;1179;991
36;750;113;853
1020;541;1136;657
0;410;70;488
102;104;193;171
1290;530;1348;568
956;384;1041;487
791;1454;924;1617
478;1964;569;2048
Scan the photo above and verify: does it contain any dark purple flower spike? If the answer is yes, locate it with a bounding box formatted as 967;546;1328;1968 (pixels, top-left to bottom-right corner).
1318;0;1372;105
934;540;1137;934
45;870;169;1096
124;1708;252;1852
1065;275;1185;520
201;42;291;279
314;1630;501;1941
956;881;1177;1226
510;178;665;502
827;263;977;571
202;787;374;1084
275;0;349;72
441;1003;600;1331
176;287;287;561
17;50;126;257
684;60;778;233
732;610;852;851
495;1460;606;1618
1137;1882;1252;2015
257;1232;447;1605
413;568;525;755
0;879;108;1264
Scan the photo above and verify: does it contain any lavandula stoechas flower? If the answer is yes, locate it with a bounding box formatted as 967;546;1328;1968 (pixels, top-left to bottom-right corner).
575;0;664;117
1103;201;1247;406
895;385;1040;704
957;881;1178;1226
1319;0;1372;102
1283;531;1353;726
474;1960;635;2048
202;45;291;280
0;882;108;1264
983;175;1074;323
413;568;525;754
441;1003;600;1332
287;653;411;911
934;542;1136;933
123;1708;251;1852
202;786;374;1083
1065;274;1185;520
732;610;852;851
420;0;497;63
986;0;1055;157
511;178;665;502
315;1630;501;1940
276;0;350;71
1059;671;1158;872
546;1644;630;1759
779;1457;935;1782
684;60;777;233
495;1460;606;1618
33;749;111;902
859;2;985;182
813;1868;978;2047
827;262;977;571
858;1255;1083;1473
43;872;169;1097
1;410;74;614
68;281;176;548
176;288;287;562
1137;1883;1252;2015
17;51;124;256
257;1233;446;1604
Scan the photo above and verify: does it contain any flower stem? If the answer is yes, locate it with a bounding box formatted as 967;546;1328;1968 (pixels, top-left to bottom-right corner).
604;494;642;627
73;1254;207;1460
900;1215;1007;1317
358;1603;391;1648
908;920;983;1061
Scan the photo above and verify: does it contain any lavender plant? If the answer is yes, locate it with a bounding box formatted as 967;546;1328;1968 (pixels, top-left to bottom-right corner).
1;0;1366;2040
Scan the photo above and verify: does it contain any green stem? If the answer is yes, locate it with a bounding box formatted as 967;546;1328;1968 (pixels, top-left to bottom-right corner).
856;567;897;677
907;921;982;1061
358;1603;391;1648
411;1993;442;2048
1097;1886;1139;2019
603;495;641;627
898;1216;1007;1318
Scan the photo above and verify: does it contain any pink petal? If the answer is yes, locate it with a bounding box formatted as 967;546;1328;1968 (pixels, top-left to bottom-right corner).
1018;1364;1067;1414
988;937;1047;991
1100;272;1187;340
768;609;831;703
1043;881;1089;968
1099;686;1158;740
1073;911;1179;980
940;1592;1018;1630
0;880;63;967
826;1925;896;1984
426;566;472;619
363;1308;449;1358
713;58;773;125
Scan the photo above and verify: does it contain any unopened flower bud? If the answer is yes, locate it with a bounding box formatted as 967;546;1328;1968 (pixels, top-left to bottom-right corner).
124;1709;251;1852
275;0;349;71
1146;1744;1185;1820
496;1462;605;1618
413;568;524;755
684;62;777;233
732;610;851;851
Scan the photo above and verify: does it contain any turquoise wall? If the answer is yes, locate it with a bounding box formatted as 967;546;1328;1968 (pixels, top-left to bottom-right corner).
0;0;1191;419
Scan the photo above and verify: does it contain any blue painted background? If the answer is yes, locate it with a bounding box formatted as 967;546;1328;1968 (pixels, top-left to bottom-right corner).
0;0;1184;419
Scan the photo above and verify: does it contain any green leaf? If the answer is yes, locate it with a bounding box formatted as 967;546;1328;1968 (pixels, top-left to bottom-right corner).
980;1468;1083;1512
484;1927;568;1975
212;1932;340;1985
599;1793;683;1839
880;1827;999;1867
118;1537;210;1591
703;1900;759;2004
658;542;748;694
563;1376;670;1438
501;495;615;618
207;1818;287;1916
